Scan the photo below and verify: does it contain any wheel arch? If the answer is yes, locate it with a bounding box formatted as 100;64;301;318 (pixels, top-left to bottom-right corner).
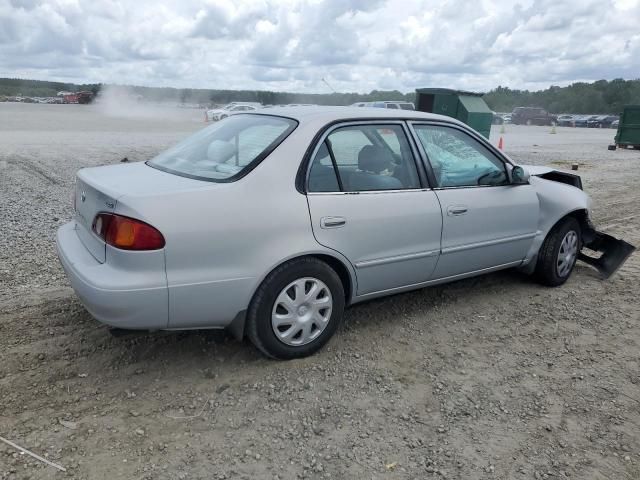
226;251;356;341
545;208;592;244
521;207;591;275
566;208;595;244
307;253;354;304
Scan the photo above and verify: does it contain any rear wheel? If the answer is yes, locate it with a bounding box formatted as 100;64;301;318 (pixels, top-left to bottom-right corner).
535;217;581;286
247;258;345;359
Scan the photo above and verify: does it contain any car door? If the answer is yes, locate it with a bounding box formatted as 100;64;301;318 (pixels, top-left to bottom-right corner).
306;122;443;296
410;122;540;279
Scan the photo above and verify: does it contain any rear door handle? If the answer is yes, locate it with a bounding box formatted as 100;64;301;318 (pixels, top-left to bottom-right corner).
320;216;346;229
447;205;468;216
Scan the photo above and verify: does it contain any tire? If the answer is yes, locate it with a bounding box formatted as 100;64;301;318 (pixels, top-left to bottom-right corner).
535;217;581;287
246;258;345;359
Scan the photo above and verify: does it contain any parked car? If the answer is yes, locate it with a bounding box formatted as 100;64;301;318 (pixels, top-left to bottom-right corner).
511;107;557;126
206;103;261;121
611;119;620;129
356;101;415;110
587;115;607;128
56;107;634;359
556;114;575;127
574;115;598;127
587;115;618;128
502;114;512;124
492;113;504;125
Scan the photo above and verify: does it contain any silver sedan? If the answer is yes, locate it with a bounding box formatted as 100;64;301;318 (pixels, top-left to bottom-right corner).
56;107;634;359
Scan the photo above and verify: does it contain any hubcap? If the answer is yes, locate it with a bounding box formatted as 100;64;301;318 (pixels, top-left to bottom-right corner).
557;230;578;277
271;277;333;346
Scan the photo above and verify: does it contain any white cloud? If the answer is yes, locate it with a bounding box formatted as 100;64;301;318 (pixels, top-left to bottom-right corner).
0;0;638;92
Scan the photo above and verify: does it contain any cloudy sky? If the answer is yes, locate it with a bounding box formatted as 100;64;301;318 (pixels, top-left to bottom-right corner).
1;0;639;93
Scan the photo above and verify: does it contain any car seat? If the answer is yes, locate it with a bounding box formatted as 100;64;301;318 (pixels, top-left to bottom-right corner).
349;145;403;191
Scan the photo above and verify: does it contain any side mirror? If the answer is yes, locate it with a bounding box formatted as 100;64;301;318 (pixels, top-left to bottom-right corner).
511;165;530;185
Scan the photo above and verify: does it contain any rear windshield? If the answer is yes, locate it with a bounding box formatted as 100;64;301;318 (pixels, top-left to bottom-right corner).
148;114;297;182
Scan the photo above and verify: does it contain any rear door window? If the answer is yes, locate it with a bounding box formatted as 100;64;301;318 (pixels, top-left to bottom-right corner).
308;124;421;192
307;142;340;192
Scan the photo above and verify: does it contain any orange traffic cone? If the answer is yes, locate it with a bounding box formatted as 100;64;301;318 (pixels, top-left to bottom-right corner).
498;136;504;150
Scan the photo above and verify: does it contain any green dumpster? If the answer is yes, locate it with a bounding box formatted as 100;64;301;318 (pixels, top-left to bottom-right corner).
615;105;640;149
415;88;493;138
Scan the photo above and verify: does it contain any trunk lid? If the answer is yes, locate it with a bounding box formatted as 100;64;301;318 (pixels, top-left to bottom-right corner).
74;162;211;263
74;175;117;263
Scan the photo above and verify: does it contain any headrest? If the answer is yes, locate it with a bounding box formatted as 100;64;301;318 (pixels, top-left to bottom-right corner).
207;140;237;162
358;145;392;173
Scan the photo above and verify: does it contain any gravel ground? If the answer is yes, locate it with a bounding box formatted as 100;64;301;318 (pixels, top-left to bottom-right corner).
1;103;639;480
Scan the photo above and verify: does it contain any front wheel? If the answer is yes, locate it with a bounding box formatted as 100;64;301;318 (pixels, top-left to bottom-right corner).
246;258;345;359
535;217;581;286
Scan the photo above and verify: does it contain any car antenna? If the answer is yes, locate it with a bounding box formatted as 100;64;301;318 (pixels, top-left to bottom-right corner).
321;77;336;93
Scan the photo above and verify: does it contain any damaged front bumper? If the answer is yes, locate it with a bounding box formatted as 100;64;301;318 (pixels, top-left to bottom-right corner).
579;227;636;279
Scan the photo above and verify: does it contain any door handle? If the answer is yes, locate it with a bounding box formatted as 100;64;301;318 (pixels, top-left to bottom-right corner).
320;216;346;229
447;205;468;216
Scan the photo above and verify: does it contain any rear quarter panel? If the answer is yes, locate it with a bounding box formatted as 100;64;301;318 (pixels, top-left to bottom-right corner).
115;119;354;329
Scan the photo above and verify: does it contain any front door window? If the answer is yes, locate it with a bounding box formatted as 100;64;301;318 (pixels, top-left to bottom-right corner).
413;125;508;188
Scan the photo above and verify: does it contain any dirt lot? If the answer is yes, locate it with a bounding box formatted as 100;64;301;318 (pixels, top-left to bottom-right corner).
1;103;639;480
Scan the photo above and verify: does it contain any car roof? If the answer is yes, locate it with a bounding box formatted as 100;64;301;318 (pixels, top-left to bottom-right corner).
249;105;464;125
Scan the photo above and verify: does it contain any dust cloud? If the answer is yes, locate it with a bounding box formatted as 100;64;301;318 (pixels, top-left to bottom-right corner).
95;85;182;119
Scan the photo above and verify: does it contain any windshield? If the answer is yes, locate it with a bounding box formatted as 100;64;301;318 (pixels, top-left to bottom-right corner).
148;114;297;182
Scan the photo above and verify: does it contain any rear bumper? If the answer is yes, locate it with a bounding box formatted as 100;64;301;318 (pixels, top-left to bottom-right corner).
56;221;169;329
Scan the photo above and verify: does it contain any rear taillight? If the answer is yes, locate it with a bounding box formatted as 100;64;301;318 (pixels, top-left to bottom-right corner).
92;213;165;250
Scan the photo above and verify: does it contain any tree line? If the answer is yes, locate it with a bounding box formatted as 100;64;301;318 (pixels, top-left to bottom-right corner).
1;77;639;114
484;79;640;114
0;78;101;98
